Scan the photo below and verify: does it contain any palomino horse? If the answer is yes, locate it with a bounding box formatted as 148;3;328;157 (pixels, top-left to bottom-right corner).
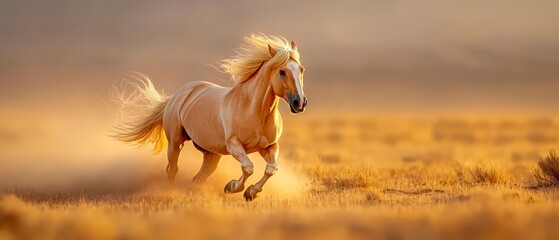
111;34;307;201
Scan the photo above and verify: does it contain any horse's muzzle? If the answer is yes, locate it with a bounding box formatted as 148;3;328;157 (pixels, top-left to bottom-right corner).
288;94;307;114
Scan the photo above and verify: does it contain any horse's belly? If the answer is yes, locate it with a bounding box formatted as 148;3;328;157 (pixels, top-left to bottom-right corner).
180;87;229;154
184;115;228;154
185;124;227;154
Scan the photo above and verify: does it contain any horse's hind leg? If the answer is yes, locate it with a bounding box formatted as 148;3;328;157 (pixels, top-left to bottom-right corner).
165;127;188;184
192;145;222;183
166;144;181;183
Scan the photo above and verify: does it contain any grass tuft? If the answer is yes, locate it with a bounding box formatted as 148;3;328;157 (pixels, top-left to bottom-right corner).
469;162;505;184
303;163;377;190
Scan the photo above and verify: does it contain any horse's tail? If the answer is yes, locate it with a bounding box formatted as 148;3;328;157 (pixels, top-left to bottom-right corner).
109;73;169;154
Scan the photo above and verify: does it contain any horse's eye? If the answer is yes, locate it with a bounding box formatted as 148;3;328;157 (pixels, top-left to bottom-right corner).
279;70;286;78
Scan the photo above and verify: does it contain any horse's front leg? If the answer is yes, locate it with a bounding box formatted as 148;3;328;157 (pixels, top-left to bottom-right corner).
244;143;278;201
224;137;254;194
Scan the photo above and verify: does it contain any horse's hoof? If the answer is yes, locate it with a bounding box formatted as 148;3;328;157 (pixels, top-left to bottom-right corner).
192;175;205;184
243;185;258;201
167;175;176;184
224;180;244;194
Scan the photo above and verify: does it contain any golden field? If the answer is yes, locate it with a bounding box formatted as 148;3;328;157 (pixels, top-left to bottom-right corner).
2;114;559;240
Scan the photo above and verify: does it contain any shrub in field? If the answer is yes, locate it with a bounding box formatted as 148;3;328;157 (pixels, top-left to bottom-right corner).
535;149;559;186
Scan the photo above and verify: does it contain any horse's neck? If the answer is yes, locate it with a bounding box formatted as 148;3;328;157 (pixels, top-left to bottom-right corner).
231;66;279;123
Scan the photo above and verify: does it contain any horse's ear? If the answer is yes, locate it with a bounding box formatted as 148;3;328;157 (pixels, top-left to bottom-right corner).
268;44;277;57
290;40;298;51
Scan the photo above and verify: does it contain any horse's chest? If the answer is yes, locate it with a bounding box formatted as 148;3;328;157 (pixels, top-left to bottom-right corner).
242;125;281;152
245;135;270;151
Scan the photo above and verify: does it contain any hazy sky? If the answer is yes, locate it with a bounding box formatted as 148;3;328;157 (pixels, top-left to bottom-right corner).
1;0;559;114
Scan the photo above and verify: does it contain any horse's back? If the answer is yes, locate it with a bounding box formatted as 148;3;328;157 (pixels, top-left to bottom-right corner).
164;81;229;154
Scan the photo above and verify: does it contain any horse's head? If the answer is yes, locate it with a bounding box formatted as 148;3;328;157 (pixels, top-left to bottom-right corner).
268;41;307;114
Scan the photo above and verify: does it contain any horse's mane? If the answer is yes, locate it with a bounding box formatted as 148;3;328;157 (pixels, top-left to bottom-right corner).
219;33;300;84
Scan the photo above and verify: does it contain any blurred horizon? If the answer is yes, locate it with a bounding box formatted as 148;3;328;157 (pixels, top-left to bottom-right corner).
1;0;559;116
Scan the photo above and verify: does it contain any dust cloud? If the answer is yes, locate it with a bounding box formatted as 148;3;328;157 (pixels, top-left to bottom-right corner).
0;104;305;199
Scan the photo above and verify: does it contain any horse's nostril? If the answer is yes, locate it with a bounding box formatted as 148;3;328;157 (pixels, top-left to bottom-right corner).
303;97;308;108
292;99;299;108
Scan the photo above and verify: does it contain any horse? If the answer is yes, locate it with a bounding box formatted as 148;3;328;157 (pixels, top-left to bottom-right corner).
110;34;307;201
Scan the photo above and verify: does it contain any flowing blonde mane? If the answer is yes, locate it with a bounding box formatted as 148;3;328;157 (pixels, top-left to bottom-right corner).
219;33;300;83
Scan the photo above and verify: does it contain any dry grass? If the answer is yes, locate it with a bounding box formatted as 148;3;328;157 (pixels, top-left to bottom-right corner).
2;116;559;240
